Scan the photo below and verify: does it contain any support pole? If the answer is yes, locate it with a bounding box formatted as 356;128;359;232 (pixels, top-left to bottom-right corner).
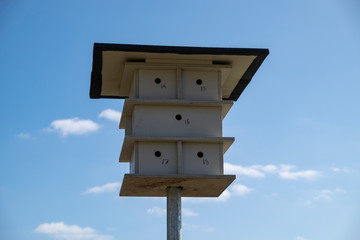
167;187;182;240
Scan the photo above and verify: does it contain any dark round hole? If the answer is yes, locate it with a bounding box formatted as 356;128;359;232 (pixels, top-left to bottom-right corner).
196;79;203;85
155;78;161;84
175;114;182;120
155;151;161;157
197;152;204;158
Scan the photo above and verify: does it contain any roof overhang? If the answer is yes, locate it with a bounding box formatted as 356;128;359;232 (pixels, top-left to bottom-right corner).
90;43;269;101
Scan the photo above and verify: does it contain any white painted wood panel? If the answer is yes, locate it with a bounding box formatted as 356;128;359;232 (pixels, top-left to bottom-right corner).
129;141;224;175
138;69;177;99
182;143;223;175
182;70;220;100
130;145;136;173
132;105;222;137
135;142;177;174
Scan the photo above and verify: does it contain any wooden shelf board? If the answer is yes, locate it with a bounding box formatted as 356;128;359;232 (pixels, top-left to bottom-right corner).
120;174;236;197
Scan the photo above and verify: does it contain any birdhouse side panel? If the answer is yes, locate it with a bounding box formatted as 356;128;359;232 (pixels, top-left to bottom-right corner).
129;145;137;173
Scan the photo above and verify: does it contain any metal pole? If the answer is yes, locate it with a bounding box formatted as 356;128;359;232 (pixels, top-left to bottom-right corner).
167;187;182;240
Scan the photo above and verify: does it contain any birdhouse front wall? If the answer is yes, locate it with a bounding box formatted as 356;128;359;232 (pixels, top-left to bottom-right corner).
130;141;224;175
131;105;223;137
182;70;221;101
129;68;222;101
182;142;223;175
134;142;178;174
138;69;177;99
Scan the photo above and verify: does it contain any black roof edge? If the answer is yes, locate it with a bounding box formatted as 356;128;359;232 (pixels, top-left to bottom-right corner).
93;42;269;56
89;46;103;98
226;51;269;101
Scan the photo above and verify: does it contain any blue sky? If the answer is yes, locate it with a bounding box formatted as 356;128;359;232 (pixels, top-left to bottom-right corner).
1;0;359;240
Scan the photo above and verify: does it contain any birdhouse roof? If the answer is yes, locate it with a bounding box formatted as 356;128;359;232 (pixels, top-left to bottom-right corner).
90;43;269;101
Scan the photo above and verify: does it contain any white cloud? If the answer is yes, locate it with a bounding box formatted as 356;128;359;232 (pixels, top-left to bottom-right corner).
278;164;295;172
34;222;113;240
48;118;100;137
252;164;279;173
224;162;265;178
225;162;320;181
84;182;121;194
295;236;307;240
232;184;253;196
217;189;232;202
313;188;346;201
99;109;122;122
183;208;198;217
314;190;333;201
17;133;32;139
330;166;351;173
147;206;166;216
278;165;320;181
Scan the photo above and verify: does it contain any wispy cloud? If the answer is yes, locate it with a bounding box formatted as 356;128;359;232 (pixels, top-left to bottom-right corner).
224;162;265;178
330;166;351;173
225;163;321;181
295;236;307;240
313;188;346;201
147;206;166;216
47;118;100;137
278;165;320;181
84;182;121;194
17;133;32;139
183;208;199;217
330;167;341;172
232;184;253;196
305;188;346;205
34;222;113;240
99;109;122;122
216;189;232;202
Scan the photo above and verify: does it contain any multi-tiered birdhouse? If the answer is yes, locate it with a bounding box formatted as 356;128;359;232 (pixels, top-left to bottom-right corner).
90;43;269;197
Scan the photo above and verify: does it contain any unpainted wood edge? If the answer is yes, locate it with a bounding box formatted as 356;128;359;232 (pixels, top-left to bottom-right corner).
119;174;236;197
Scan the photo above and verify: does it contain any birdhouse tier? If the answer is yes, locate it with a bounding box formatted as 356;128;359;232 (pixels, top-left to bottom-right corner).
123;105;228;138
120;174;236;197
133;142;224;175
130;141;226;175
119;99;233;129
129;66;226;100
119;136;234;162
90;43;269;101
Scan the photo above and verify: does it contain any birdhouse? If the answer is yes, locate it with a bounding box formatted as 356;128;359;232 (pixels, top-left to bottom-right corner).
90;43;269;197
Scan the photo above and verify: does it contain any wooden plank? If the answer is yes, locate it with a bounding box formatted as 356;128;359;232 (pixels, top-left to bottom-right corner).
120;174;236;197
